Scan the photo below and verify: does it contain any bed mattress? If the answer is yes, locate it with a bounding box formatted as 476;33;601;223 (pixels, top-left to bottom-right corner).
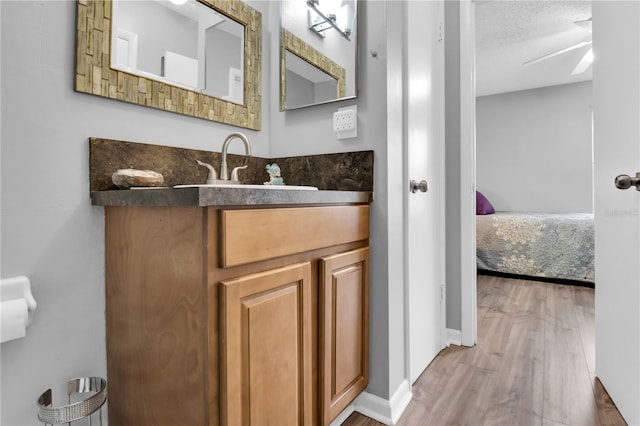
476;212;595;283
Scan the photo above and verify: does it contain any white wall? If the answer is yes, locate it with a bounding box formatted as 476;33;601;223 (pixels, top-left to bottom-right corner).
384;0;408;401
0;1;270;424
476;81;593;213
205;28;241;98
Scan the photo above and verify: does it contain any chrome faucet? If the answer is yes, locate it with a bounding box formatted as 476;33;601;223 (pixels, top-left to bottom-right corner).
220;132;252;181
196;132;252;184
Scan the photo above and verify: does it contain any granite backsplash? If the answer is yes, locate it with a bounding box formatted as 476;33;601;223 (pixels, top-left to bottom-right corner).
89;138;374;192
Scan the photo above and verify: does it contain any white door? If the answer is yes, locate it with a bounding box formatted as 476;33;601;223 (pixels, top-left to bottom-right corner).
593;2;640;425
406;0;446;384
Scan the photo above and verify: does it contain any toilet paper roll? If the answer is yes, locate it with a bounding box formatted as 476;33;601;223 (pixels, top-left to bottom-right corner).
1;299;28;343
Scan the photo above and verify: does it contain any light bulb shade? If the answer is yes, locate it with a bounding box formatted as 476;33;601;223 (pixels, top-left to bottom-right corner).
170;0;188;5
336;4;354;34
322;0;343;16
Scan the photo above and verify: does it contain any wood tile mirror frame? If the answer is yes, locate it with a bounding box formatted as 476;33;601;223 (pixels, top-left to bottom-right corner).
75;0;262;130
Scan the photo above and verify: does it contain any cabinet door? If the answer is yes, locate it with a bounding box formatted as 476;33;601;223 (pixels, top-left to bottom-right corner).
319;248;370;425
219;263;312;426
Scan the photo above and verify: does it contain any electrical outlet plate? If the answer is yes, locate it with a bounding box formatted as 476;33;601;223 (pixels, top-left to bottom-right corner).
333;105;357;139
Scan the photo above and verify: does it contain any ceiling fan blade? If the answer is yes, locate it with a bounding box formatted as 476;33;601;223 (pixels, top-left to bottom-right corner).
571;48;594;75
523;41;592;66
574;18;592;33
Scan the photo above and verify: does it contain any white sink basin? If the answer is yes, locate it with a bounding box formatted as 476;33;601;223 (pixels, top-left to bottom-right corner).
174;184;318;191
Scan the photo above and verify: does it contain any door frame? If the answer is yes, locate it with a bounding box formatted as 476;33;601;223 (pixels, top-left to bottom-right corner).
459;0;477;347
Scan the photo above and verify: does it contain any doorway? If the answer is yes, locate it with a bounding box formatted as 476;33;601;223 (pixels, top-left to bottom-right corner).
458;0;595;348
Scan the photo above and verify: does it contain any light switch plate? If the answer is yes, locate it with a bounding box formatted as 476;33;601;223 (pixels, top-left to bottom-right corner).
333;105;357;139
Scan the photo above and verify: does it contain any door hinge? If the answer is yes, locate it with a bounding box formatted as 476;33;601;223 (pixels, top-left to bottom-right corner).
438;22;444;42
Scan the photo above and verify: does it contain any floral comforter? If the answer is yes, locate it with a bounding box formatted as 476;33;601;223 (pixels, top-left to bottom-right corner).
476;212;595;283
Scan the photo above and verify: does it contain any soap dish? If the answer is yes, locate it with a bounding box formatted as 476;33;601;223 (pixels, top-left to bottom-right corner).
112;169;164;189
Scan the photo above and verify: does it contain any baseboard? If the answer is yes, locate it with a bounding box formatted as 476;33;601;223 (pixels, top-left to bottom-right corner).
350;379;413;425
330;403;356;426
477;269;595;288
446;328;462;346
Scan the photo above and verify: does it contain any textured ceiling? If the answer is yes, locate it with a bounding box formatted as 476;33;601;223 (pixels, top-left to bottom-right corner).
475;1;592;97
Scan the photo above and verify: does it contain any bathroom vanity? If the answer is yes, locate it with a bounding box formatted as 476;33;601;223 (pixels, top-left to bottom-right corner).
92;187;371;425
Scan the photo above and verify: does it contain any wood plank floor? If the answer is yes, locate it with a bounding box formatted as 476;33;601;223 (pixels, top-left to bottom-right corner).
343;275;627;426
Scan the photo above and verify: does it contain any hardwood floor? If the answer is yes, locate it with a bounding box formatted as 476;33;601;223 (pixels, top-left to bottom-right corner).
343;275;627;426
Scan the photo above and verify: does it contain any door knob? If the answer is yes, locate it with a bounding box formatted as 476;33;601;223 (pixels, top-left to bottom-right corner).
615;172;640;191
410;179;428;193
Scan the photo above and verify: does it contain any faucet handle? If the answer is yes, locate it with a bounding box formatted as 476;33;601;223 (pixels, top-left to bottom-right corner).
230;165;248;182
196;160;218;184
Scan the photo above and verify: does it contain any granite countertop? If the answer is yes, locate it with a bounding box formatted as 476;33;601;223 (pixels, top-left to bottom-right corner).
91;187;373;207
89;139;374;207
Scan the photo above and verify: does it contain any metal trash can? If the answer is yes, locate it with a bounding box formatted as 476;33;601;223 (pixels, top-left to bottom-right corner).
36;377;107;425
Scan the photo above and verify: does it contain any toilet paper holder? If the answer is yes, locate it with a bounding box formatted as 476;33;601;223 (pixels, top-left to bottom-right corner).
1;275;37;343
1;275;37;317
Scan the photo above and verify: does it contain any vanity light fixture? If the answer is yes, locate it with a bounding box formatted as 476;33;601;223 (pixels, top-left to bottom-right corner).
307;0;353;41
170;0;188;5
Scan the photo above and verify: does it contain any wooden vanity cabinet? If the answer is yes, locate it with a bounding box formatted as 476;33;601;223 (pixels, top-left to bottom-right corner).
320;248;370;425
219;263;313;425
104;204;369;426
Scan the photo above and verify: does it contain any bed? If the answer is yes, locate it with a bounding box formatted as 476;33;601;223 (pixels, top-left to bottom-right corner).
476;212;595;284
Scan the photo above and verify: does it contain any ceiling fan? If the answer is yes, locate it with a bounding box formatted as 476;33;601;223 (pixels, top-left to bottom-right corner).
523;18;592;75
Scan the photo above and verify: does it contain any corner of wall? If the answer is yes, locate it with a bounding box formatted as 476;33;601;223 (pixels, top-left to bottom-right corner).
446;328;462;346
352;379;413;425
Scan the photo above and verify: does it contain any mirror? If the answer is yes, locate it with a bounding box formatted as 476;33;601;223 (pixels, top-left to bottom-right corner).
75;0;262;130
111;0;245;103
280;0;357;110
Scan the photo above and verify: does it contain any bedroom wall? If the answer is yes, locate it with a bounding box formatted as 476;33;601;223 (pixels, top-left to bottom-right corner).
476;81;593;213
